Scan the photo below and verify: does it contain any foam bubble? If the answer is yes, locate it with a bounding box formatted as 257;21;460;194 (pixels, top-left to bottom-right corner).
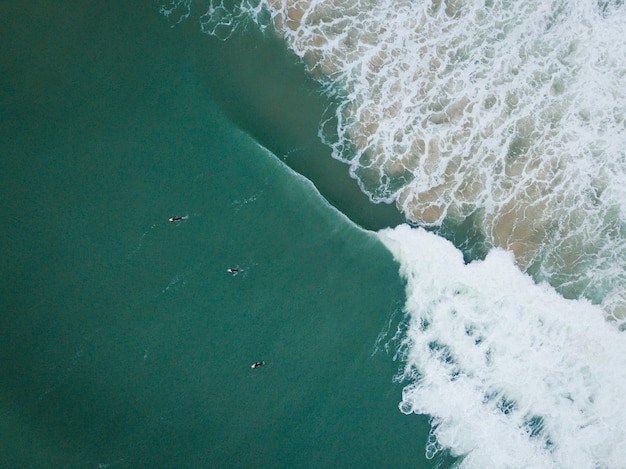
379;224;626;468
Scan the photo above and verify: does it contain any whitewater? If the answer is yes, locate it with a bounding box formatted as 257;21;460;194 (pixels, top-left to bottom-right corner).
380;225;626;468
160;0;626;466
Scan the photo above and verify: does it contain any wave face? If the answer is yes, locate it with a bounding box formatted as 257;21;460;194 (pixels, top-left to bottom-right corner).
179;0;626;320
380;225;626;468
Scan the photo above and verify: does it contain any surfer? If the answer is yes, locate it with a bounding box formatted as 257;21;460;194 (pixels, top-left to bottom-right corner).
251;360;265;369
227;267;242;276
169;216;184;222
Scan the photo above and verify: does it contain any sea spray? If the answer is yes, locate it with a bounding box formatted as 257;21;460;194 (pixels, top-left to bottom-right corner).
379;224;626;468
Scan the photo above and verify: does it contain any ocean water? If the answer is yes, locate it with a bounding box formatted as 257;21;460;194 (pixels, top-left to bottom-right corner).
1;1;435;468
163;0;626;467
3;1;626;469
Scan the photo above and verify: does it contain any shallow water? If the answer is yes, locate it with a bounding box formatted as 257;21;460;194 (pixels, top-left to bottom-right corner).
251;0;626;320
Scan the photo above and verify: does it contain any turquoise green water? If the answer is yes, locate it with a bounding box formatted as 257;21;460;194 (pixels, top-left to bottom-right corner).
0;1;445;467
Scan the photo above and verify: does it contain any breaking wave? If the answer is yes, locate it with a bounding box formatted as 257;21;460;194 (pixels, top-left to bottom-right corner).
159;1;626;466
380;225;626;468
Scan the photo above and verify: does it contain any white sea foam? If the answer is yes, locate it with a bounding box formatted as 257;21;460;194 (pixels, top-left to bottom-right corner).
379;224;626;468
251;0;626;321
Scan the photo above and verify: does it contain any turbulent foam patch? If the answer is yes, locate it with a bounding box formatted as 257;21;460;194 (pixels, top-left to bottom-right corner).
255;0;626;320
379;224;626;469
160;0;269;39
